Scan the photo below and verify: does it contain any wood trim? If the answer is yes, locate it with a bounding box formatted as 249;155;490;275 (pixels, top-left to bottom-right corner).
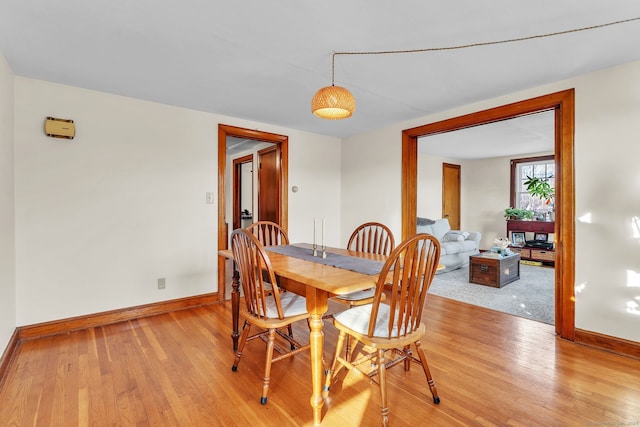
16;293;218;341
402;89;576;341
280;136;289;234
0;329;19;390
554;90;576;339
575;329;640;360
218;126;228;302
401;130;418;240
217;124;289;302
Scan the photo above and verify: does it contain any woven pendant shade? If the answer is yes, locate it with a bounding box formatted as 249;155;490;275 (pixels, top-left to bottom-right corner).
311;85;355;119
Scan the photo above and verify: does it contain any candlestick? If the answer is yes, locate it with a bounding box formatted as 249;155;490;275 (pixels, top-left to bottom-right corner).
322;217;326;258
313;217;318;256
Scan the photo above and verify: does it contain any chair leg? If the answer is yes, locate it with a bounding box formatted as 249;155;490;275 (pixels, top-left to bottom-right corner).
342;301;361;362
287;324;295;350
260;329;277;404
345;335;352;362
232;321;252;371
378;349;389;427
324;330;347;396
414;340;440;404
403;344;411;371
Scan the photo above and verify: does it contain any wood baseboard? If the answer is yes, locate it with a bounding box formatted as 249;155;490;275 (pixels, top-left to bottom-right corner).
575;328;640;360
17;293;219;341
0;329;20;390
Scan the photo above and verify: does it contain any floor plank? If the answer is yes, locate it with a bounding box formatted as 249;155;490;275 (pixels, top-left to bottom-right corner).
1;295;639;426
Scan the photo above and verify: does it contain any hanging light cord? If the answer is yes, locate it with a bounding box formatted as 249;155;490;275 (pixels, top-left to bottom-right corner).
329;16;640;83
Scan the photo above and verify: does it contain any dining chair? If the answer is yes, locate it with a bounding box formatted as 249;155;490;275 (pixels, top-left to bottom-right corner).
333;221;395;306
244;220;295;341
347;221;395;256
230;228;310;405
245;220;289;246
326;222;396;358
324;233;441;426
242;221;287;290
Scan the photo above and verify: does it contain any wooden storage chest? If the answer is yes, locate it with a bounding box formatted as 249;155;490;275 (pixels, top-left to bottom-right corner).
469;253;521;288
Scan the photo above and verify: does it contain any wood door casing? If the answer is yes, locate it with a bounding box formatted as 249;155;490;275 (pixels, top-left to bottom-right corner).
218;124;288;302
401;89;575;340
442;162;461;230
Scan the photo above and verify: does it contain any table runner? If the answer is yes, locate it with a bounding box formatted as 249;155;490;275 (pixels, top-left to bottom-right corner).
265;244;385;275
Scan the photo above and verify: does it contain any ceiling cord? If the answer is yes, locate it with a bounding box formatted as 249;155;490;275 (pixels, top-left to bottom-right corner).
331;16;640;61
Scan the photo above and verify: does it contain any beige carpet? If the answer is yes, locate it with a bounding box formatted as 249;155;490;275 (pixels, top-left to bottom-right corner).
428;264;555;324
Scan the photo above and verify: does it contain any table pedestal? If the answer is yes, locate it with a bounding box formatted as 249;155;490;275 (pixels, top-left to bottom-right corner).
306;287;328;426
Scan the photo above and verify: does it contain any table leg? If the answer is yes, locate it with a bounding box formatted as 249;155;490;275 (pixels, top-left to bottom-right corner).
231;267;240;352
306;287;329;426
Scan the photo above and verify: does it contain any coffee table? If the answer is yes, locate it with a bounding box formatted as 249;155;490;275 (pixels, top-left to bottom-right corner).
469;252;521;287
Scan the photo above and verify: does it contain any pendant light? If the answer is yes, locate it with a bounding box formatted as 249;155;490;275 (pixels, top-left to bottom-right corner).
311;53;355;119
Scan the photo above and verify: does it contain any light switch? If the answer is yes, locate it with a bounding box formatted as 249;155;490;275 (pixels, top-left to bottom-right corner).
206;192;214;204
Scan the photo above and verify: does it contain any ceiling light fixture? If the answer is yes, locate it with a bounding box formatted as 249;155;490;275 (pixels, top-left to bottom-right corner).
311;52;355;120
311;17;640;120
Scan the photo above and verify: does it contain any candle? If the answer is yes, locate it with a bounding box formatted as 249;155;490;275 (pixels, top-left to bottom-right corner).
313;218;317;251
322;217;326;249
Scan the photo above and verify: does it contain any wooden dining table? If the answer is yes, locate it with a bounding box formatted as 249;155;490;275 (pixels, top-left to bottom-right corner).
218;243;384;426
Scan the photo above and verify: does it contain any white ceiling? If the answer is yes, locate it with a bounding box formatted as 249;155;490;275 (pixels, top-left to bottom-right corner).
419;110;555;159
226;136;271;157
1;1;639;139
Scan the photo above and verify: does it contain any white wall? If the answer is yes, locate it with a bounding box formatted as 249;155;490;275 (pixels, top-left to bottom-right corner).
0;52;16;351
14;77;341;326
572;62;640;338
416;153;446;220
341;60;640;343
240;163;252;215
288;135;341;245
461;155;514;249
340;126;402;245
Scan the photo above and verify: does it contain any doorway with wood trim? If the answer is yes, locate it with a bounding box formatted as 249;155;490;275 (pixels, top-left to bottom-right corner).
402;89;575;340
217;124;289;301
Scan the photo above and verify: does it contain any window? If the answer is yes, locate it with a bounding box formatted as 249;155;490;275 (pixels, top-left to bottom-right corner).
511;155;555;213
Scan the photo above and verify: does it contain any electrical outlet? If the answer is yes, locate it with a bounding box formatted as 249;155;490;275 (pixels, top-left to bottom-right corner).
158;278;166;289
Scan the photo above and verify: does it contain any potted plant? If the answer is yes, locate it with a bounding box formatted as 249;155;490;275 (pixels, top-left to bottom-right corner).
504;207;534;220
523;175;555;205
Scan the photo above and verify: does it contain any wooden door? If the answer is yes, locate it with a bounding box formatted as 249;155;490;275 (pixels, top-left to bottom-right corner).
442;162;461;229
258;145;280;224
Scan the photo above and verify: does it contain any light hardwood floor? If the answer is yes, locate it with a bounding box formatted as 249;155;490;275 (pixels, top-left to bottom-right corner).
1;295;639;426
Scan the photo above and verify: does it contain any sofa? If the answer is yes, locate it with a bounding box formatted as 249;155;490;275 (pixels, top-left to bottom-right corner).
416;217;481;273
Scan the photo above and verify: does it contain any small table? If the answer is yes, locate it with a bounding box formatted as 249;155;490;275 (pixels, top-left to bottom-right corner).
469;252;521;287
